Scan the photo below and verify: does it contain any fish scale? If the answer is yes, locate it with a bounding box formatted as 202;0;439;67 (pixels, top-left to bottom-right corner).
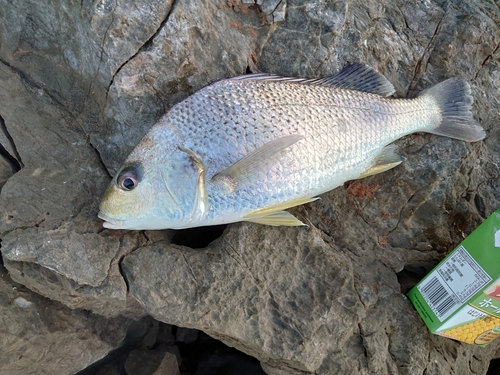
98;64;485;230
178;81;424;223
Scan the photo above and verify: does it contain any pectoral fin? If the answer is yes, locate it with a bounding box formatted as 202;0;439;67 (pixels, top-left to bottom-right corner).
359;145;405;179
212;134;304;192
243;197;319;226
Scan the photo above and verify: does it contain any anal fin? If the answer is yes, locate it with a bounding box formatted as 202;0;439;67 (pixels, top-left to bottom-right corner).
360;145;405;179
243;196;319;226
246;211;305;226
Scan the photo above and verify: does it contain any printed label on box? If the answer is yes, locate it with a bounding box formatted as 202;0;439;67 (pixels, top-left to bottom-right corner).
417;246;492;321
408;209;500;346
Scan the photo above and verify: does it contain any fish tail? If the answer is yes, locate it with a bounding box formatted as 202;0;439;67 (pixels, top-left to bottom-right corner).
419;77;485;142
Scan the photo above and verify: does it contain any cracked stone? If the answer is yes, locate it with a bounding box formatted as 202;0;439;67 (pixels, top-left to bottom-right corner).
1;0;500;374
0;157;11;188
0;60;152;317
94;0;275;174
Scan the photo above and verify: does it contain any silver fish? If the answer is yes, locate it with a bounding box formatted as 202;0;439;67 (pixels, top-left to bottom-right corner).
98;64;485;230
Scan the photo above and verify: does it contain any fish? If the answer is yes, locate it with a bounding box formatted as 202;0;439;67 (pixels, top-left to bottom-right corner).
98;64;485;230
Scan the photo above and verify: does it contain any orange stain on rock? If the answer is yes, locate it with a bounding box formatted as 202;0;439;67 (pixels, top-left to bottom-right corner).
230;20;242;30
346;180;380;200
246;27;258;39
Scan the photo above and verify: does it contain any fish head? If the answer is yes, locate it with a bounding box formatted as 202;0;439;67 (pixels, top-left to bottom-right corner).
98;161;158;230
98;126;206;230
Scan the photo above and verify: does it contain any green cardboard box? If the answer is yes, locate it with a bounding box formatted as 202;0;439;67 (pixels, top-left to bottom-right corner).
407;208;500;345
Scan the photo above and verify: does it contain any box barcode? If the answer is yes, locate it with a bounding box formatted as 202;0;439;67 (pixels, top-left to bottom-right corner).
417;246;492;322
419;276;460;321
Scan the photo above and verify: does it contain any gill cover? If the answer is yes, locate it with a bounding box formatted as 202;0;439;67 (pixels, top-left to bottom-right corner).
162;146;208;226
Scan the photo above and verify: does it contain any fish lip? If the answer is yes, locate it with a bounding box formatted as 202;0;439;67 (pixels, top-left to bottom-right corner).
98;211;124;229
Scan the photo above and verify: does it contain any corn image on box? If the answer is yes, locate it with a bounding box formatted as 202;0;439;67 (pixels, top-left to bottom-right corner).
407;208;500;346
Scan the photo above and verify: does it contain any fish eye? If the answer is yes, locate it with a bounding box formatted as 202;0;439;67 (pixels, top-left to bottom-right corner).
117;169;139;191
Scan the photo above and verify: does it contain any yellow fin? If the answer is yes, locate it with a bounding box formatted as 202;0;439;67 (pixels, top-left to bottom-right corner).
243;197;318;222
246;211;305;226
359;145;405;179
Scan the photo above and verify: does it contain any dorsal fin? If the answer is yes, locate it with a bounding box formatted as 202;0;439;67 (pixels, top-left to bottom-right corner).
228;64;395;97
311;64;395;97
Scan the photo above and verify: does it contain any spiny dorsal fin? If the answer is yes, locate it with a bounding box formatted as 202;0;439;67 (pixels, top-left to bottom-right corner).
312;64;395;97
228;64;395;97
211;134;304;192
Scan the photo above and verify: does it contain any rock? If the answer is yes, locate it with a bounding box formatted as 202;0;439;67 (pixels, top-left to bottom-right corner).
157;323;177;346
0;0;269;316
153;351;181;375
124;345;180;375
1;0;500;374
175;327;199;344
242;0;287;23
95;0;274;174
0;114;21;188
0;54;149;317
120;1;500;374
0;158;11;189
0;264;134;375
94;364;122;375
122;224;500;374
92;326;264;375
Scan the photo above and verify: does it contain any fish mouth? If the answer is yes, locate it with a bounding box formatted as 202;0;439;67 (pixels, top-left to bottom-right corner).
98;211;125;229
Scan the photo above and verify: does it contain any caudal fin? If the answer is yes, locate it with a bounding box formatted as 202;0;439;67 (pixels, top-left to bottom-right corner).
419;77;486;142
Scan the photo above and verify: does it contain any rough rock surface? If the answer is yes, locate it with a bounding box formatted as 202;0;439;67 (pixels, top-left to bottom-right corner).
0;263;139;375
1;0;500;374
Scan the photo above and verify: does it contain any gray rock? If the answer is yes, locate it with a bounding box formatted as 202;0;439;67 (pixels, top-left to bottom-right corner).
176;327;199;344
95;364;122;375
0;265;133;375
120;1;500;374
124;345;180;375
153;351;181;375
122;224;500;374
95;0;275;174
1;0;500;374
0;158;11;189
241;0;287;23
